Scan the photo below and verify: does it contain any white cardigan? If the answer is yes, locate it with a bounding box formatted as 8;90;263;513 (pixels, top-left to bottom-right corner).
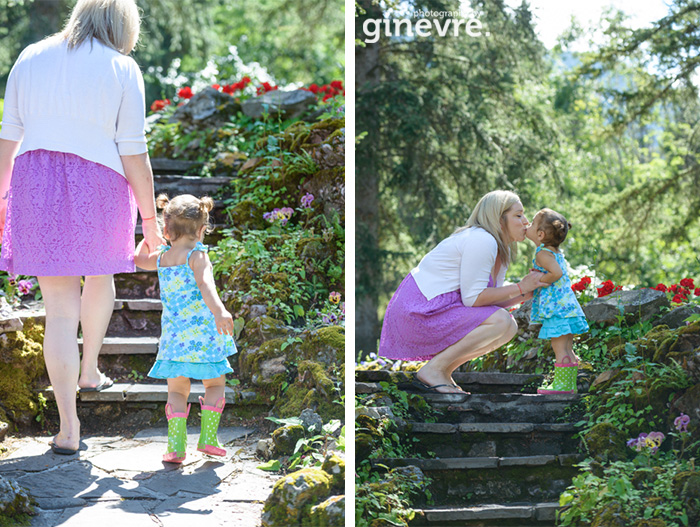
411;227;507;307
0;36;148;178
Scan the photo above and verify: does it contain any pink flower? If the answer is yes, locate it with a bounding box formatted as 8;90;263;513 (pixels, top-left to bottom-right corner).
329;292;341;304
17;279;33;295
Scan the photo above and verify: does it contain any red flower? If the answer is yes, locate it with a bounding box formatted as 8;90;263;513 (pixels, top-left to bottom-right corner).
308;83;321;94
597;279;621;298
256;82;278;95
695;288;700;296
680;278;695;289
241;76;251;84
149;99;171;112
672;294;685;304
330;80;343;89
222;84;235;94
177;86;193;99
654;284;667;292
211;84;221;90
669;284;679;293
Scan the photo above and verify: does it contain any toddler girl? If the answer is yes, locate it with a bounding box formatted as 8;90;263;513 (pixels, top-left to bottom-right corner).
135;194;237;463
525;208;588;394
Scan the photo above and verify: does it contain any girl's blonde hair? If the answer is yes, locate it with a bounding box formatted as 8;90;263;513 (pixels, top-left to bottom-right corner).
156;194;214;242
61;0;140;55
455;190;521;266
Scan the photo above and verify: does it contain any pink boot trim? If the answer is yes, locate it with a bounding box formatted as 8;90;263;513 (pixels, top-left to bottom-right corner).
165;402;191;420
163;451;186;463
537;388;575;394
197;444;227;456
198;396;225;413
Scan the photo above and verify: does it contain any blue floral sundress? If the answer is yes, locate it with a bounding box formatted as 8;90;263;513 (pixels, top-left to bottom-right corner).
148;242;237;380
531;245;589;339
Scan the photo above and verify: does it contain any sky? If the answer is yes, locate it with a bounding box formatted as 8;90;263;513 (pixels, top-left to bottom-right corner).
502;0;671;49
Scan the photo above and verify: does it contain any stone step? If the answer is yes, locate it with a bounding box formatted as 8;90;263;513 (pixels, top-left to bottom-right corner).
356;370;544;394
78;336;159;354
108;298;162;338
42;382;237;404
154;175;230;199
407;422;579;458
114;271;159;299
400;392;580;424
411;502;558;526
150;157;203;174
374;455;580;507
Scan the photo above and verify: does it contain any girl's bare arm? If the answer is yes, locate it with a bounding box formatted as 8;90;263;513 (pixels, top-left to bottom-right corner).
134;238;159;271
190;252;234;336
535;251;563;284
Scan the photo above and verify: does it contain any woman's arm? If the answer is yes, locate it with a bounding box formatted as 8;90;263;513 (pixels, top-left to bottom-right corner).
535;251;563;284
121;153;165;252
134;238;159;271
0;139;20;238
190;252;234;336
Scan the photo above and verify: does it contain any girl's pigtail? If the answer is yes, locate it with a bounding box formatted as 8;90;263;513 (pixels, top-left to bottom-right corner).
156;194;170;209
199;196;214;212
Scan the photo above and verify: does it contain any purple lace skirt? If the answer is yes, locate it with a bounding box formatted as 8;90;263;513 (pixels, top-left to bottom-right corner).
0;149;137;276
378;273;501;361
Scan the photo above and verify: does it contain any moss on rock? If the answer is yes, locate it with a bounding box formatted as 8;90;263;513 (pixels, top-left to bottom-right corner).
261;468;332;527
321;454;345;491
308;495;344;527
275;360;341;419
583;422;628;462
271;425;305;456
0;319;46;427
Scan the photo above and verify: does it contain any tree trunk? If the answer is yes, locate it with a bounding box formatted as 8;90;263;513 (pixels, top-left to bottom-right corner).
354;0;383;356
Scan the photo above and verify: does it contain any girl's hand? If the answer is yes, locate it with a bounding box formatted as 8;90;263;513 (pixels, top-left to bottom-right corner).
519;270;547;293
142;218;166;252
214;308;235;336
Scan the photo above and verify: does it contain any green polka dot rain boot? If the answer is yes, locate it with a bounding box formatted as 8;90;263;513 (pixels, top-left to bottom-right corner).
197;396;226;456
537;361;578;394
163;402;190;463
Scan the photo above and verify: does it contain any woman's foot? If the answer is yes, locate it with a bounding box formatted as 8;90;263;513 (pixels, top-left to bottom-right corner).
50;424;80;454
78;370;113;391
414;370;467;394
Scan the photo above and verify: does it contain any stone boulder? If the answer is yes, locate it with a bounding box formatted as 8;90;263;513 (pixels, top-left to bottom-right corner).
0;297;23;335
511;298;533;330
299;409;323;434
271;425;305;456
583;289;669;326
321;454;345;490
308;495;344;527
170;87;242;129
261;468;332;526
242;90;317;120
654;305;700;329
0;475;32;517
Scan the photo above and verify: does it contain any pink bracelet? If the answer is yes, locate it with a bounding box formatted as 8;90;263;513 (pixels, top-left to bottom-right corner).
142;215;156;221
517;283;524;296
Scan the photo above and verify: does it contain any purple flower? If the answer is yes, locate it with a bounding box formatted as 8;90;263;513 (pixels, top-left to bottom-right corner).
674;413;690;433
322;313;338;325
626;438;638;448
301;193;314;208
17;279;33;295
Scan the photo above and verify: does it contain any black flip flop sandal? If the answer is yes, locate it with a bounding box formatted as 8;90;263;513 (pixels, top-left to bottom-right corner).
49;440;78;455
79;373;114;392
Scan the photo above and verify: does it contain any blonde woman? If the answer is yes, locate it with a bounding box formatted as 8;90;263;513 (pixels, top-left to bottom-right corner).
0;0;165;454
378;190;547;394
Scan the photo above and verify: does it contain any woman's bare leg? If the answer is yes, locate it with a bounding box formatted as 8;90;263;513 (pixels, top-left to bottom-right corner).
38;276;82;450
417;309;518;393
78;275;115;388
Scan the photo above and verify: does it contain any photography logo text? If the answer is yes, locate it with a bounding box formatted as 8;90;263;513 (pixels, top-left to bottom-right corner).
362;10;489;43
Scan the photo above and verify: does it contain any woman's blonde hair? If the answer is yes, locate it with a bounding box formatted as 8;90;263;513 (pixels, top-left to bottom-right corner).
61;0;140;55
456;190;521;266
157;194;214;242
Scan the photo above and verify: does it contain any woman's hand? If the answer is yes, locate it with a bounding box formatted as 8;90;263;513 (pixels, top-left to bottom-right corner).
141;218;166;252
519;270;547;293
0;200;6;241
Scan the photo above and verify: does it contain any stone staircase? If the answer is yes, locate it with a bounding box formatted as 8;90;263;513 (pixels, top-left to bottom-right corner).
356;370;585;527
24;159;244;412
